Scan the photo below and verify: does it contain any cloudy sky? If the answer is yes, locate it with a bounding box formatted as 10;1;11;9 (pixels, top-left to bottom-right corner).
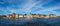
0;0;60;15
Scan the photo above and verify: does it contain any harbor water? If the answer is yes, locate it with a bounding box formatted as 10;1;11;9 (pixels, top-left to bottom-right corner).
0;17;60;26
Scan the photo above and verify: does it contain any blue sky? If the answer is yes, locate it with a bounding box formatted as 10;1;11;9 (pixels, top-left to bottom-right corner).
0;0;60;15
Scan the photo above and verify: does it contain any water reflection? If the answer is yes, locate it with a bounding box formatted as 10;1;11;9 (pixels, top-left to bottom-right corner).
0;18;60;26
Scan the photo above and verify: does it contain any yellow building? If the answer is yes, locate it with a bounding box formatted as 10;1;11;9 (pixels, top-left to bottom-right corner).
6;13;16;19
15;14;19;19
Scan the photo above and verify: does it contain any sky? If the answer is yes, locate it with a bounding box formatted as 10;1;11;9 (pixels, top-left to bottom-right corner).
0;0;60;15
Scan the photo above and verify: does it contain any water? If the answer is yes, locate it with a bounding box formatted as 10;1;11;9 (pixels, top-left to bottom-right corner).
0;17;60;26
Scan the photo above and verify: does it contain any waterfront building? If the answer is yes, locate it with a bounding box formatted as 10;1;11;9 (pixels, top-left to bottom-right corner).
45;15;49;18
26;14;33;19
23;14;27;18
19;14;24;18
0;15;6;18
32;14;40;18
6;14;11;18
6;13;16;19
40;15;46;18
15;14;19;19
10;13;16;18
49;14;57;18
6;13;58;19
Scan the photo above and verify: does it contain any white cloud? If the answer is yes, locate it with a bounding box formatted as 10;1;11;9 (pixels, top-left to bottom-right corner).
34;7;60;14
2;0;60;15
